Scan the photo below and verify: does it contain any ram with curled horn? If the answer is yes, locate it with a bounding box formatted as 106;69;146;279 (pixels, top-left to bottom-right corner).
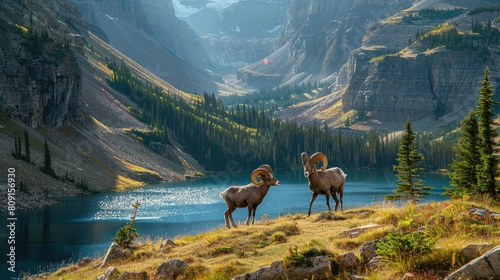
219;164;280;229
301;152;346;216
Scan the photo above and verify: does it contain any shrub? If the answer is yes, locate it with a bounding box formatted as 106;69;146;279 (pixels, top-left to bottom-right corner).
113;201;140;250
376;231;436;271
270;231;287;243
211;245;234;257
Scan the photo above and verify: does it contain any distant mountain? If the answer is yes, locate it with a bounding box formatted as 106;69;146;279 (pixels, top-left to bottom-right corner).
246;0;500;132
0;0;204;205
70;0;218;93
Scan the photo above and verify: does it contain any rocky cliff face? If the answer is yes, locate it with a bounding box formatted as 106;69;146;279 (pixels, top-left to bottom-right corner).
238;0;413;89
183;0;289;71
274;0;500;131
342;49;497;122
0;0;83;129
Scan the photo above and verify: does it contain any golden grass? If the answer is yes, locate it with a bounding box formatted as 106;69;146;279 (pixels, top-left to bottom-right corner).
49;199;500;279
91;117;114;134
114;175;147;191
114;156;161;178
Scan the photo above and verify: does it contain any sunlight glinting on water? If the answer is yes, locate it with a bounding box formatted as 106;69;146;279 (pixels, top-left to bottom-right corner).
93;185;225;220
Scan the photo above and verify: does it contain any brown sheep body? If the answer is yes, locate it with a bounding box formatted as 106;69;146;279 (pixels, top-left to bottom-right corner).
301;152;346;216
219;165;280;228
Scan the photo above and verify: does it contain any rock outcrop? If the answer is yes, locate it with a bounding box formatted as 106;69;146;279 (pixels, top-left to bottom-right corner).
341;49;494;123
445;245;500;280
0;1;84;129
238;0;413;89
232;255;332;280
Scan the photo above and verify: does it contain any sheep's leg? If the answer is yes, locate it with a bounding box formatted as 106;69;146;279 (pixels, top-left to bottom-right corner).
331;193;340;211
245;205;253;225
228;206;238;228
308;193;319;217
224;208;231;229
251;205;258;225
325;192;332;212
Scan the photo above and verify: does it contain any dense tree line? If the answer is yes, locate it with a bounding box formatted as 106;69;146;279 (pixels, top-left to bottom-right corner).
447;67;499;198
107;60;453;171
403;8;464;23
220;83;326;112
415;21;500;55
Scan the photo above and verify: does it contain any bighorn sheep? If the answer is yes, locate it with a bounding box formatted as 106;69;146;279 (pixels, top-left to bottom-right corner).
219;165;280;229
301;152;346;216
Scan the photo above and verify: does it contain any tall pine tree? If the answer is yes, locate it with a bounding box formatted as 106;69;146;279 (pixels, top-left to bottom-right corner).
446;110;480;198
43;138;53;175
476;66;498;197
386;118;432;204
24;129;30;163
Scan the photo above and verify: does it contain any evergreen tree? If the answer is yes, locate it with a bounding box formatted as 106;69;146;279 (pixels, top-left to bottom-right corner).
476;67;498;197
386;118;432;204
12;135;19;159
17;136;22;158
446;110;480;198
24;129;30;163
43;138;53;175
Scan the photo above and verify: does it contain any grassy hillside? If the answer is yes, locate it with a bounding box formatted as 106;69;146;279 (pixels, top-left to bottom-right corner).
48;197;500;280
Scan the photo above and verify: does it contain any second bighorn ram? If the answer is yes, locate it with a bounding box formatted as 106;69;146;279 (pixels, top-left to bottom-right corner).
301;152;346;216
219;165;280;229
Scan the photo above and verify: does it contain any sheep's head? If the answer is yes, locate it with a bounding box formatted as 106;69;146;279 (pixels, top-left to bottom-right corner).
251;165;280;186
301;152;328;178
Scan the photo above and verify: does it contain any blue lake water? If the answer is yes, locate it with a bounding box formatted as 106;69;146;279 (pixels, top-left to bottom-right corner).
1;168;450;277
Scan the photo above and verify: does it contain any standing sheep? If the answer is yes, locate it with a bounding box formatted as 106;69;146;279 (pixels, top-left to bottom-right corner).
219;165;280;229
301;152;346;216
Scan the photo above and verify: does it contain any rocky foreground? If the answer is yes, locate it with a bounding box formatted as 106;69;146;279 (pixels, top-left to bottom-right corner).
32;200;500;280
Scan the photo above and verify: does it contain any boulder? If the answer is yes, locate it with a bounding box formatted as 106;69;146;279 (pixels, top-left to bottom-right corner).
119;271;149;280
445;245;500;280
232;255;331;280
367;256;386;271
159;239;177;252
77;257;92;267
97;266;121;280
99;242;131;269
154;259;188;279
359;241;378;263
338;252;360;272
458;243;492;260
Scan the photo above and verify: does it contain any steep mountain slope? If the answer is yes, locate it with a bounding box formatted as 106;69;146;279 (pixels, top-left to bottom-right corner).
238;0;414;89
70;0;218;93
273;0;500;132
181;0;289;74
0;0;204;209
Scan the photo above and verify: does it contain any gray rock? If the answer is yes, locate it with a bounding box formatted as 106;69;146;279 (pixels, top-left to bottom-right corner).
338;252;360;270
119;271;149;280
360;241;378;263
159;239;177;252
367;256;386;271
99;242;129;269
154;259;188;280
446;245;500;280
459;243;492;260
232;255;331;280
78;257;92;267
97;266;121;280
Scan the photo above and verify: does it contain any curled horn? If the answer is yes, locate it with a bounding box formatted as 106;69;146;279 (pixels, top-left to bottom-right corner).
251;168;270;185
258;164;273;174
310;152;328;171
